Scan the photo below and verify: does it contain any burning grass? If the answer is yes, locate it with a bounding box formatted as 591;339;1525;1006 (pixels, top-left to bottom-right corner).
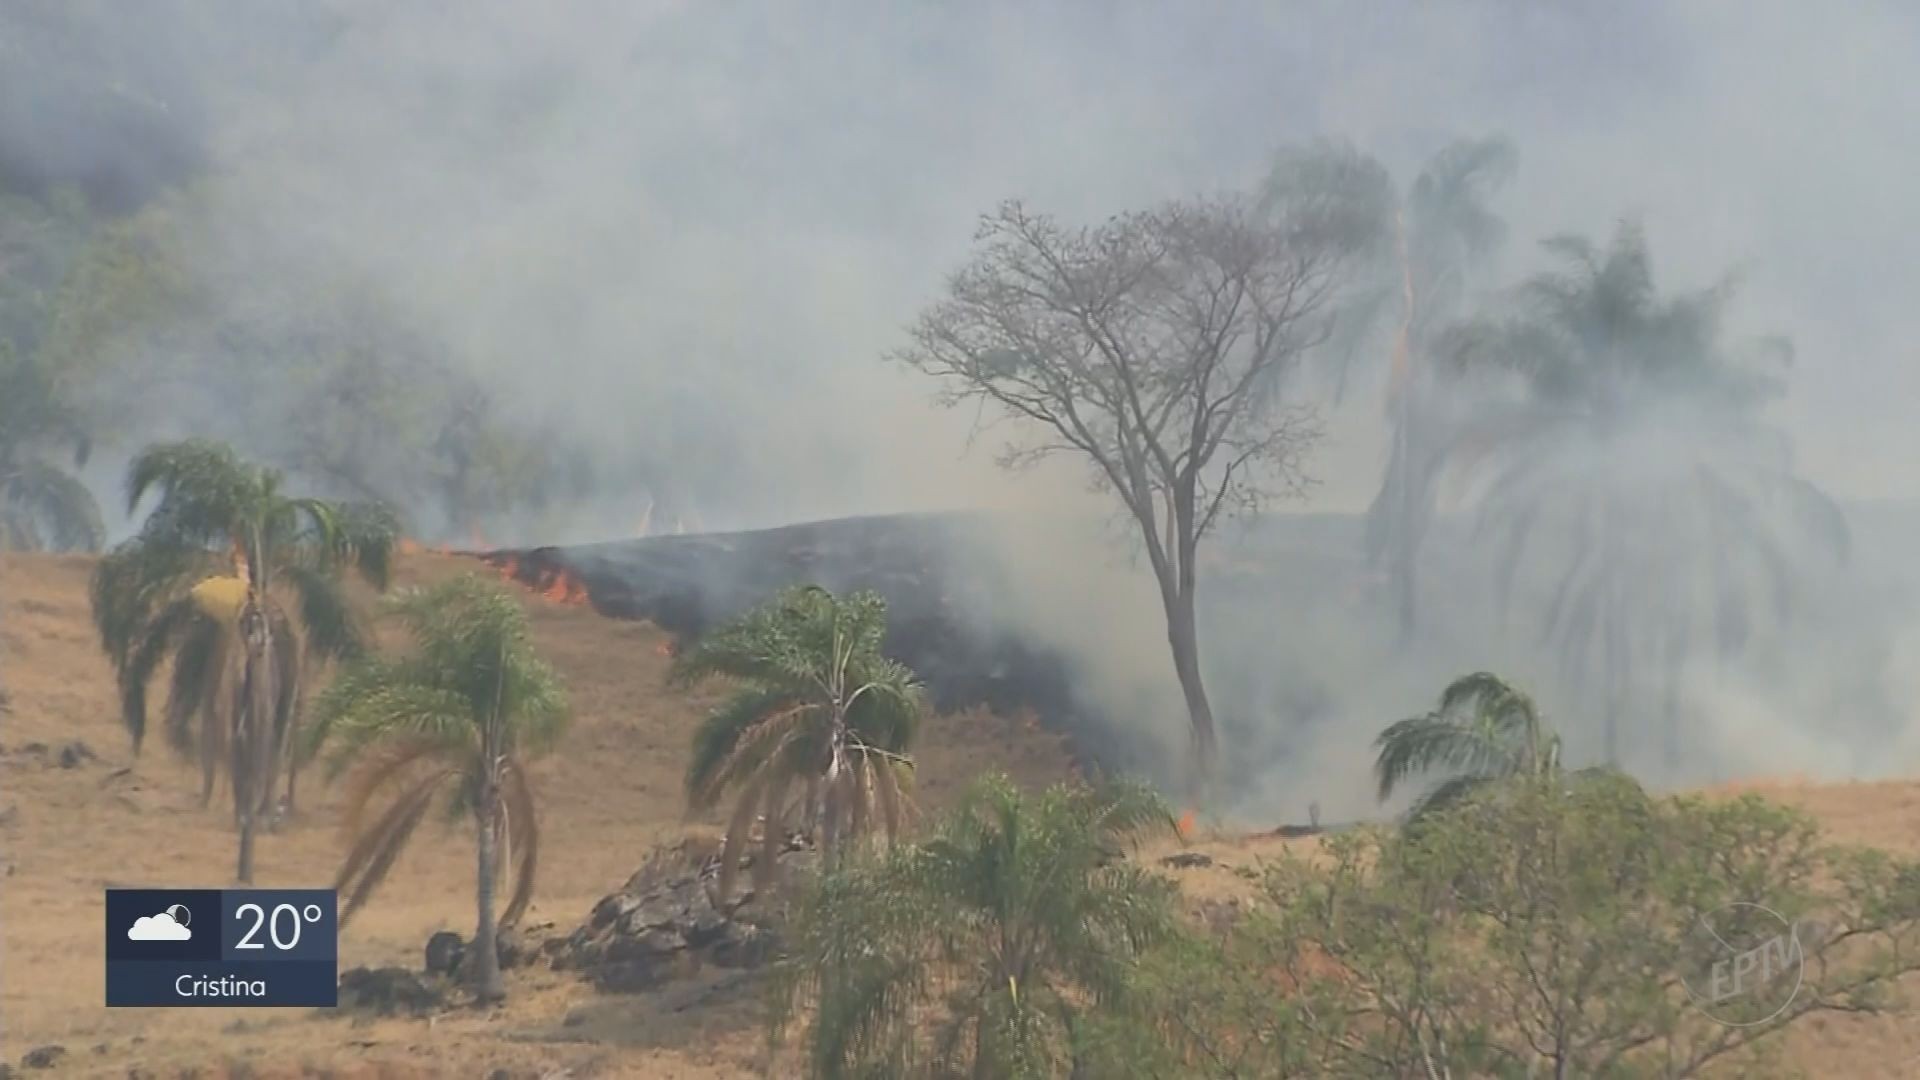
482;552;592;607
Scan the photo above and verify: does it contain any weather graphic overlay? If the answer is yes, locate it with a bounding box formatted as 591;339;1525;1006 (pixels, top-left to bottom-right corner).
105;889;337;1007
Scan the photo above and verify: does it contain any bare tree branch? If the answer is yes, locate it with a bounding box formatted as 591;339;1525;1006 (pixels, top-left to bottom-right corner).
893;188;1374;777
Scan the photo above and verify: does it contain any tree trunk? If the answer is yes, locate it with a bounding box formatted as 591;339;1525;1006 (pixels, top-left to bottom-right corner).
471;798;507;1002
233;601;275;884
1165;591;1217;800
236;815;256;884
1391;523;1419;646
1601;597;1626;767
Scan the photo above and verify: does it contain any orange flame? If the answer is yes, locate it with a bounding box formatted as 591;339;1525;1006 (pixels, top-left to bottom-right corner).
1177;809;1197;840
398;538;424;555
490;555;590;607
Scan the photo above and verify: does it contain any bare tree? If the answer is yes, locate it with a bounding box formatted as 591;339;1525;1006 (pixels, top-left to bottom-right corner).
896;194;1375;786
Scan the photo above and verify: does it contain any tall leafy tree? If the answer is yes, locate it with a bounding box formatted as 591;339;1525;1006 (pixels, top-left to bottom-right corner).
670;585;924;900
90;439;395;881
0;345;101;550
307;574;567;1002
771;774;1180;1079
1373;671;1561;819
1436;224;1847;764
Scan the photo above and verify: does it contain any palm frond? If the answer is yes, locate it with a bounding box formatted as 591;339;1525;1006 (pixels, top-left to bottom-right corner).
334;736;460;841
1375;672;1554;804
161;609;228;774
117;596;206;752
1406;773;1492;821
124;439;259;546
754;769;798;893
1083;775;1180;849
336;769;454;924
683;687;794;807
3;459;103;551
331;500;400;589
311;667;473;774
717;769;774;904
497;756;540;925
695;699;814;807
281;563;367;661
91;540;211;669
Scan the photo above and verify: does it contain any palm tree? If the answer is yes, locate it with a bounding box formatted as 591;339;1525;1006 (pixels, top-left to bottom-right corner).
1374;671;1561;819
1435;224;1847;765
670;585;924;900
1260;138;1515;643
771;773;1180;1078
307;574;567;1002
0;345;102;551
1364;137;1517;641
89;439;395;881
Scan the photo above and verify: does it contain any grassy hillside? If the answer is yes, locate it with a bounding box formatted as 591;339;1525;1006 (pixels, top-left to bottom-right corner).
4;550;1919;1076
0;552;1074;1077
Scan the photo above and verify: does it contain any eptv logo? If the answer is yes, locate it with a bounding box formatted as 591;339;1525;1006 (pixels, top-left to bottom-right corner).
1680;902;1810;1027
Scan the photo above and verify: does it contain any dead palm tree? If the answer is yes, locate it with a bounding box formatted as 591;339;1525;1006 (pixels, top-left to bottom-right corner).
670;585;925;901
89;439;395;881
1374;671;1561;819
307;574;567;1002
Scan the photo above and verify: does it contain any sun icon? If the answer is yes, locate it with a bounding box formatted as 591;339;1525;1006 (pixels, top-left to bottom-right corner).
164;904;191;929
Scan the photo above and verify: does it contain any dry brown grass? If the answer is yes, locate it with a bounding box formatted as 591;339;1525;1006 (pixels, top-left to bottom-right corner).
0;552;1074;1077
5;551;1920;1076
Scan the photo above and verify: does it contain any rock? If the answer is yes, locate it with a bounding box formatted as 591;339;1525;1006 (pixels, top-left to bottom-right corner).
685;906;729;947
425;930;465;975
426;926;535;977
590;959;669;994
19;1045;65;1069
56;741;95;769
616;895;679;936
1160;852;1213;869
590;892;640;930
556;836;815;992
605;927;684;964
709;923;776;970
496;927;531;970
1269;823;1326;839
337;967;445;1016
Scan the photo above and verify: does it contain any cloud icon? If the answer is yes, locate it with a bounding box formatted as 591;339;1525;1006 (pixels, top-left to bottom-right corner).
128;910;192;941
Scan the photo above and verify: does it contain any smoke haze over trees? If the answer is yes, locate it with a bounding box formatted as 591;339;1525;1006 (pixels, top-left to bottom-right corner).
6;0;1920;812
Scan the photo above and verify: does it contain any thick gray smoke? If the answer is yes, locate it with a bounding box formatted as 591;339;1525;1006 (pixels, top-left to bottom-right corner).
13;1;1920;816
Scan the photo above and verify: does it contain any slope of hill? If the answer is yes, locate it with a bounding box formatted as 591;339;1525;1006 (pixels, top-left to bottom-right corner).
0;552;1075;1077
4;550;1920;1076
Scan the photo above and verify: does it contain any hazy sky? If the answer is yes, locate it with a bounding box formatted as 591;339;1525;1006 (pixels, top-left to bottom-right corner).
11;0;1919;527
